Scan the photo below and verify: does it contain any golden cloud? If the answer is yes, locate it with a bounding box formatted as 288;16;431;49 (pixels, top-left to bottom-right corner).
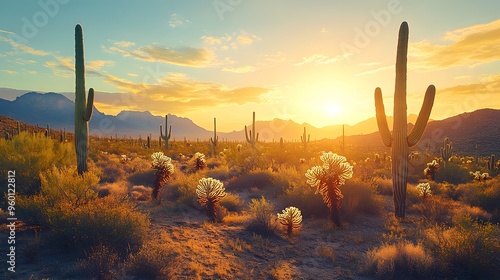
0;33;50;56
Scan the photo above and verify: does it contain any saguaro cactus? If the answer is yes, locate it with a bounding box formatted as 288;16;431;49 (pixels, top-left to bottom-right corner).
74;24;94;175
209;117;218;155
374;22;435;218
245;111;259;148
440;137;453;168
160;115;172;150
16;121;21;135
301;127;310;151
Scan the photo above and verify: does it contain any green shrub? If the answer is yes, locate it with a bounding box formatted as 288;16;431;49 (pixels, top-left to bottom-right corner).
247;196;277;235
423;215;500;278
226;169;286;197
435;162;471;184
220;192;245;212
0;132;74;195
364;241;434;279
456;177;500;222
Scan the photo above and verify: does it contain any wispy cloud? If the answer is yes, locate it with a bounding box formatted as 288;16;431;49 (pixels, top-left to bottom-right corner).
168;13;191;28
101;72;270;113
106;44;214;67
357;65;392;76
409;19;500;69
294;53;345;66
45;56;113;77
0;33;50;56
112;40;135;48
202;31;260;50
1;69;18;75
222;65;256;73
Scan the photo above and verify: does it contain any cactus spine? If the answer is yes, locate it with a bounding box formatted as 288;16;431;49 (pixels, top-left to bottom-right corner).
244;111;259;148
74;24;94;175
440;137;453;168
209;117;218;155
160;115;172;150
301;127;310;151
374;22;435;218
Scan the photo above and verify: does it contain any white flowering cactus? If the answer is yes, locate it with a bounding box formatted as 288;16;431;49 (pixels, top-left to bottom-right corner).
192;152;206;171
470;171;490;182
424;160;440;181
416;182;432;198
305;152;353;226
196;178;226;222
151;152;174;200
277;206;302;236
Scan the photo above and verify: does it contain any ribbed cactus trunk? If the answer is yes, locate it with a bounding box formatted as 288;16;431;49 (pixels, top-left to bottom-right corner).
374;22;435;218
75;24;94;175
245;112;258;148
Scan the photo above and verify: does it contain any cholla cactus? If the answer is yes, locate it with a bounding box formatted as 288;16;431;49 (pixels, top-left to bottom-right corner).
151;152;174;200
424;160;439;181
470;171;490;182
192;152;206;171
416;182;432;198
196;178;226;222
236;144;242;152
277;206;302;236
305;152;353;226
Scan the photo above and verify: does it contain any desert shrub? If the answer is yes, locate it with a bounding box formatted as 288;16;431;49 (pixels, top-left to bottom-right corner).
205;165;234;181
169;171;200;205
435;162;471;184
456;177;500;221
226;169;286;197
364;241;434;279
76;244;119;280
219;192;245;212
98;161;125;183
130;185;152;201
409;196;457;225
247;196;277;235
372;177;393;196
96;181;128;198
423;215;500;278
0;132;74;195
126;231;181;279
340;178;382;219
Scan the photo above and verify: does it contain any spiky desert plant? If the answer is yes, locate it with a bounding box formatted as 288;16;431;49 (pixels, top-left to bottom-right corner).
470;171;490;182
301;127;310;151
160;115;172;150
305;152;354;226
146;135;151;149
151;152;174;200
74;24;95;175
277;206;302;236
424;160;439;181
196;178;226;222
192;152;206;171
441;137;453;169
416;182;432;198
245;111;258;148
374;22;435;218
209;117;218;155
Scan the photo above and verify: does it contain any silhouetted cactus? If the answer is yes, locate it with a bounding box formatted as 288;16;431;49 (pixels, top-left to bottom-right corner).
209;117;218;155
146;135;151;149
441;137;453;168
74;24;94;175
277;206;302;236
488;154;496;173
374;22;435;218
196;177;226;222
245;111;258;148
151;152;174;200
160;115;172;150
279;137;284;149
301;127;310;151
424;160;439;181
305;152;353;226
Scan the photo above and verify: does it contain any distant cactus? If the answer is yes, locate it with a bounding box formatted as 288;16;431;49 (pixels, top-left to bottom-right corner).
487;154;496;173
160;115;172;150
305;152;353;226
244;111;258;148
74;24;95;175
470;171;490;182
16;121;21;135
301;127;310;151
374;22;435;218
192;152;206;171
146;135;151;149
416;182;432;198
277;206;302;236
196;177;226;222
151;152;174;200
474;144;479;166
440;137;453;168
279;137;284;149
209;117;218;155
424;160;439;181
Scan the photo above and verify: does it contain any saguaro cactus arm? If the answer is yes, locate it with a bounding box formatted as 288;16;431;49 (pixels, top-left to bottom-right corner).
407;85;435;147
374;87;392;147
244;111;258;146
83;88;94;122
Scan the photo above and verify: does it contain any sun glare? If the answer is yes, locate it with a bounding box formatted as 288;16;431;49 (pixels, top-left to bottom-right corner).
322;103;341;116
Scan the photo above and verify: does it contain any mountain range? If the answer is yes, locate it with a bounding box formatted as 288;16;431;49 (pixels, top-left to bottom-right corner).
0;92;499;155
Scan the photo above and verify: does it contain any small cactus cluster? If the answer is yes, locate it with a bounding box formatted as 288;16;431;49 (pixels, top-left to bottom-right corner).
196;177;226;222
424;160;440;181
192;152;206;171
305;152;353;226
277;206;302;236
441;137;453;168
416;182;432;198
470;171;490;182
151;152;175;200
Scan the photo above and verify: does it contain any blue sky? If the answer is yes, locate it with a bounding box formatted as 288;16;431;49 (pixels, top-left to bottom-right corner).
1;0;500;131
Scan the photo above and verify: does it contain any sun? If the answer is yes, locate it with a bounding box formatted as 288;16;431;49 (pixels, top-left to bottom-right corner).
322;102;341;116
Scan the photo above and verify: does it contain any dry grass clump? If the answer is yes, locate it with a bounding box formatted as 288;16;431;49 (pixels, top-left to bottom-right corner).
246;196;277;235
340;178;383;219
126;231;181;279
364;241;434;279
130;185;152;201
219;192;245;212
76;244;119;280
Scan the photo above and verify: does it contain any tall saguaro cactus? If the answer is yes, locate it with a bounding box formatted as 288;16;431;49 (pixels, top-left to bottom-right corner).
74;24;94;175
440;137;453;168
301;127;310;151
374;22;435;218
209;117;218;155
160;115;172;150
245;111;258;148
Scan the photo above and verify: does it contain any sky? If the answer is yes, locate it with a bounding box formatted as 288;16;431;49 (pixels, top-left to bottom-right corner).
1;0;500;132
